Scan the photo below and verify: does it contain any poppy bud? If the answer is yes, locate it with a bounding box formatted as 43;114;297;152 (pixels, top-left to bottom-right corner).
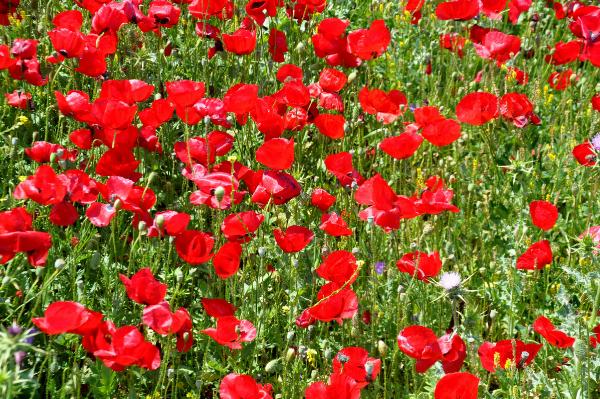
76;280;84;293
167;369;174;378
54;258;65;269
258;247;266;257
490;309;497;319
295;41;305;52
175;267;183;283
365;360;375;380
377;339;388;357
347;71;358;83
49;152;57;163
10;137;18;146
286;331;295;341
285;347;296;362
138;221;148;235
324;348;333;360
265;358;281;373
310;370;318;379
214;186;225;202
90;251;101;269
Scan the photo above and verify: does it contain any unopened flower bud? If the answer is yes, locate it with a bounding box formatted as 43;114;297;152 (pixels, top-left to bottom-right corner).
347;71;358;83
54;258;65;269
138;221;147;235
258;247;266;257
377;340;388;357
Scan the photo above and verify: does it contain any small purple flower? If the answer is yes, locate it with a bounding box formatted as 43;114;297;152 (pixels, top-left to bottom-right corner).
14;351;26;367
374;261;385;275
8;322;22;337
409;103;417;112
591;133;600;151
22;328;37;344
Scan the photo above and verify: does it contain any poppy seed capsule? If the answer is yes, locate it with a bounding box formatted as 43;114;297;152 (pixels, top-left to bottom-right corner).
214;186;225;202
285;348;296;362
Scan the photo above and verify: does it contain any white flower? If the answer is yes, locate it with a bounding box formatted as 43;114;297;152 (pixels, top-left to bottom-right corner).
439;271;461;291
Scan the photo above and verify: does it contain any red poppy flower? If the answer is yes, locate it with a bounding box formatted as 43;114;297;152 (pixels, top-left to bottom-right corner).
222;18;256;55
516;240;553;270
32;301;103;335
268;28;287;62
436;333;468;373
572;142;596;166
593;94;600;112
5;90;31;110
188;0;229;19
142;301;191;336
415;176;460;215
307;282;358;324
508;0;532;24
305;372;361;399
359;87;407;124
347;20;391;61
24;141;76;163
166;80;205;108
320;212;353;237
213;241;243;279
456;92;499;125
533;316;575;348
380;132;424;160
250;170;301;207
319;68;347;93
314;113;345;139
0;45;16;69
256;138;294;170
90;324;161;371
48;28;85;58
546;41;581;65
434;372;479;399
397;251;442;281
99;79;155;105
316;250;358;285
478;339;541;371
14;165;67;206
119;268;167;305
175;230;215;264
311;188;336;212
422;118;461;147
276;63;303;83
52;10;83;30
499;93;540;128
221;211;264;243
201;316;256;349
219;373;273;399
147;211;190;238
55;90;93;123
91;98;137;130
201;298;237;318
397;326;443;363
324;152;364;187
529;200;558;230
311;18;361;68
95;148;141;181
440;33;467;58
590;324;600;348
274;225;314;253
548;69;576;91
332;347;381;387
472;30;521;64
436;0;479;20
